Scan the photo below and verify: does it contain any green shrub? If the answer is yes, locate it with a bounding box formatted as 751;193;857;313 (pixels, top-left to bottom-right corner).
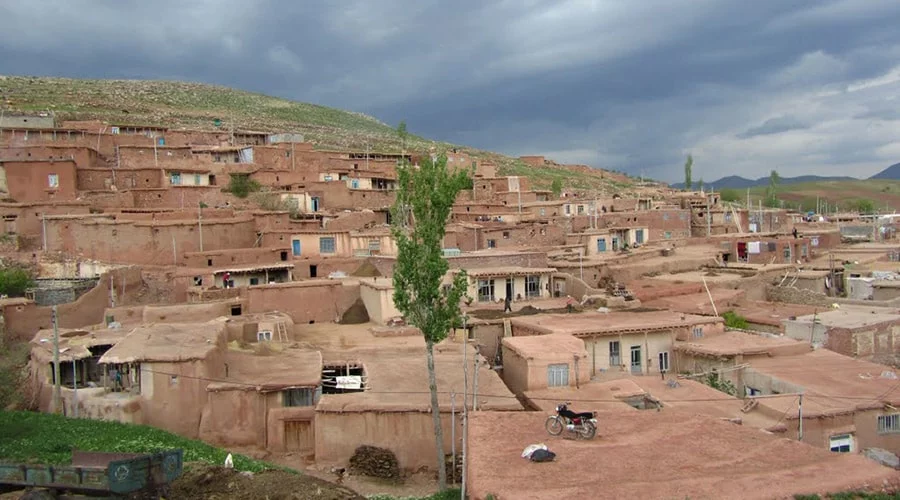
0;265;34;297
722;311;749;329
225;174;261;198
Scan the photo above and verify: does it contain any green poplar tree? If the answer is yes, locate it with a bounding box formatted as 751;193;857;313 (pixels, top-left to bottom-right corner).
684;154;693;190
390;153;472;490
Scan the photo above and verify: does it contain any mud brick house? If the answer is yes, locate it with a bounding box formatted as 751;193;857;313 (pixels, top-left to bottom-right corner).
510;311;725;377
0;112;56;129
314;342;521;469
0;158;78;202
714;234;812;264
500;334;591;395
782;307;900;361
454;266;557;304
597;209;692;241
199;348;323;453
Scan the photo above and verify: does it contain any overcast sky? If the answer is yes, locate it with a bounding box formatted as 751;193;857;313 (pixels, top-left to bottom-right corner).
3;0;900;182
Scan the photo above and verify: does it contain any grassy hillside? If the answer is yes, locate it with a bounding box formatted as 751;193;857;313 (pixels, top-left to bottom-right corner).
0;75;633;193
727;179;900;212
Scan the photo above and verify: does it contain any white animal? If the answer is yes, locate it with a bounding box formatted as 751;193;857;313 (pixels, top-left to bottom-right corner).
224;453;234;469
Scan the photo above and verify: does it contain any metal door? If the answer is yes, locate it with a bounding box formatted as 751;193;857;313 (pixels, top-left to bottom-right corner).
630;346;642;374
636;229;645;244
292;240;301;256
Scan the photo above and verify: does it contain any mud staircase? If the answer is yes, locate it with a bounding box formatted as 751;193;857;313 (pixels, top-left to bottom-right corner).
730;205;744;233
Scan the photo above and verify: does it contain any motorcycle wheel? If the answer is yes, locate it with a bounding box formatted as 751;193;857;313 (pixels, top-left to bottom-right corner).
579;421;597;440
545;416;563;436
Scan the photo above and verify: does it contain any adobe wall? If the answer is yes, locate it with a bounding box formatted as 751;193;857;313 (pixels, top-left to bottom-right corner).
246;280;359;324
46;217;258;265
141;356;224;439
3;267;144;340
182;247;291;268
0;146;99;168
480;224;565;249
292;257;363;279
3;160;78;202
79;191;136;210
198;390;268;448
315;411;463;470
0;202;91;238
472;323;504;362
324;211;386;231
130;186;234;209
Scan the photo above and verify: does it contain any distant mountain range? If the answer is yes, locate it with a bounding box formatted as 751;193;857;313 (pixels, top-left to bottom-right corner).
670;162;900;189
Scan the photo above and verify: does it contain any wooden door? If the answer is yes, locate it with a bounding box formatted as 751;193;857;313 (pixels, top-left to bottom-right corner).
284;420;313;451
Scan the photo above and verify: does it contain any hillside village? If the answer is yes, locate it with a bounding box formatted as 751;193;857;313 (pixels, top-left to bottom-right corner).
2;107;900;498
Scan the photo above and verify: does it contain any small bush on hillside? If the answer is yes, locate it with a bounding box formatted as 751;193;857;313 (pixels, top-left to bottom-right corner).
722;311;749;329
0;264;34;297
225;174;261;198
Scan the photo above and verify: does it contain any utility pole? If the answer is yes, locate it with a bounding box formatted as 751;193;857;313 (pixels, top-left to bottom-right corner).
51;305;61;414
798;394;803;441
291;140;295;171
706;193;711;237
473;357;479;412
72;352;78;418
461;314;469;500
450;392;457;485
41;213;47;251
172;235;177;266
198;202;204;252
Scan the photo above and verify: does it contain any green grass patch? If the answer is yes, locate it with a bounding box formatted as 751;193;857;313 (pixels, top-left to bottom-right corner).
368;489;462;500
0;410;270;472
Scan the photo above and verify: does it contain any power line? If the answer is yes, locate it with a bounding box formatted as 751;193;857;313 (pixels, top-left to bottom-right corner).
119;367;900;406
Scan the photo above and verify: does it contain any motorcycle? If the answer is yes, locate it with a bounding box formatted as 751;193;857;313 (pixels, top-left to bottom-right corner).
545;402;597;439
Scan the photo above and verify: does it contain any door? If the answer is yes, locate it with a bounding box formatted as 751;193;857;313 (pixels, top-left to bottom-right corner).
311;197;320;212
547;364;569;387
505;278;514;301
284;420;313;451
292;240;301;256
635;229;644;244
597;238;606;252
630;346;642;374
612;237;619;251
309;265;317;278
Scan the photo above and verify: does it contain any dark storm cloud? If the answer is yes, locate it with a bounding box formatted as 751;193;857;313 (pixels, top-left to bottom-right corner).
3;0;900;181
737;116;810;139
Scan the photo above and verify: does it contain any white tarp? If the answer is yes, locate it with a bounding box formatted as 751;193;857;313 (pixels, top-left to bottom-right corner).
748;242;761;254
335;375;362;390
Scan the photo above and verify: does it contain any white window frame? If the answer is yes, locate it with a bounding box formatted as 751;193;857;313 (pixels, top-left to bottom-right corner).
829;433;853;453
658;351;670;372
47;173;59;188
878;414;900;434
319;237;336;254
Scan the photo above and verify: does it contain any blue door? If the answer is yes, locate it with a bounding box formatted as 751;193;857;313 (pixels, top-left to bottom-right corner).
292;240;301;256
636;229;645;244
157;137;166;146
597;238;607;252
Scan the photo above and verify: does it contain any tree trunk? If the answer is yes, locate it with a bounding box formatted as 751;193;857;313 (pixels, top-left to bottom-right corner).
425;338;447;490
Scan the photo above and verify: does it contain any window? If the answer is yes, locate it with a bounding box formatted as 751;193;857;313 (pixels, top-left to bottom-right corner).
878;414;900;434
565;205;571;215
664;231;672;239
830;434;853;453
324;175;333;181
784;246;791;261
540;208;546;216
257;330;272;342
250;277;259;286
525;275;541;298
169;172;182;185
194;174;202;185
725;212;733;222
477;279;495;302
350;179;360;189
577;205;584;215
745;386;761;397
283;388;318;407
502;231;510;239
609;341;621;367
47;174;59;188
597;238;607;252
692;326;704;339
547;364;569;387
487;239;496;248
110;126;120;135
319;237;336;254
658;352;670;372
